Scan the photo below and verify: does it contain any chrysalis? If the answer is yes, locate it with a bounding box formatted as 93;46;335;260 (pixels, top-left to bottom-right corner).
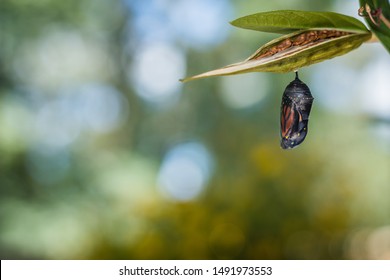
280;72;314;149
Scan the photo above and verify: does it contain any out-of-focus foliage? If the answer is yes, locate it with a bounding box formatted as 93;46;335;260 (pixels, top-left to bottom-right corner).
0;0;389;260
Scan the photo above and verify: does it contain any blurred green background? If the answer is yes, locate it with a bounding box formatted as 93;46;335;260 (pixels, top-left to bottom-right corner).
0;0;389;260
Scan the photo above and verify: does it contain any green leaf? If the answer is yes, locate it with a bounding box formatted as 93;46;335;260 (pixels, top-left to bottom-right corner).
231;10;369;34
181;30;371;82
359;0;390;53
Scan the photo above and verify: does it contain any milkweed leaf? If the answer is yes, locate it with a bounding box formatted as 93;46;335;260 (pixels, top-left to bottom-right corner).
181;30;371;82
230;10;369;34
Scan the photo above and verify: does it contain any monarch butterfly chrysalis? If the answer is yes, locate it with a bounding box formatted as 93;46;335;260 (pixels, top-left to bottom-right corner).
280;72;314;149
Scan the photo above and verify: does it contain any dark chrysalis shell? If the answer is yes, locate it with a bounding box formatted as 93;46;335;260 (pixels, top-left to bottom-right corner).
280;72;314;149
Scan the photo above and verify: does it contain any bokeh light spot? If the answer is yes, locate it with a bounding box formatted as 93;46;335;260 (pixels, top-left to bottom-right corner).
13;29;114;90
157;142;213;201
360;56;390;119
170;0;233;49
219;73;269;109
125;0;232;49
31;83;128;149
76;83;129;133
129;43;185;106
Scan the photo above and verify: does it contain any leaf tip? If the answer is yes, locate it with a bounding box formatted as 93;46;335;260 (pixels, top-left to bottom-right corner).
179;76;195;83
229;19;240;27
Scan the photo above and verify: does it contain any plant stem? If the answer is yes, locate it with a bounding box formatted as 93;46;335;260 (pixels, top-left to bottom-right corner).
366;33;380;43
